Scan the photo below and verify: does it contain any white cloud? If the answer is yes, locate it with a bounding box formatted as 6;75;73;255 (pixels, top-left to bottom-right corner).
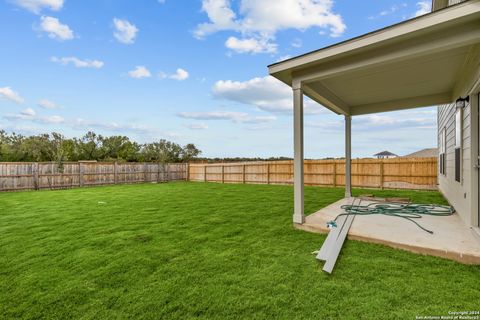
4;108;65;124
42;115;64;124
245;124;274;131
38;99;61;109
225;36;277;54
212;76;326;114
72;118;154;134
3;109;159;135
186;123;209;130
413;1;431;17
51;56;104;69
368;3;407;20
170;68;189;81
159;68;190;81
194;0;346;53
0;87;24;104
113;18;138;44
11;0;64;14
291;38;302;48
128;66;151;79
195;0;238;39
177;111;276;124
306;110;436;132
276;55;292;62
21;107;36;117
356;114;436;130
38;16;74;40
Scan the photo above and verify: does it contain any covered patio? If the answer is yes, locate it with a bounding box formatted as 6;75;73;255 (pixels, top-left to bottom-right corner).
268;1;480;262
298;198;480;264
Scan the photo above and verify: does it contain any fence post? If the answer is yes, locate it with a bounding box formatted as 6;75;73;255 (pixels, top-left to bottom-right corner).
221;165;225;183
186;163;190;181
380;160;384;190
266;163;270;184
334;161;337;187
33;162;39;190
114;161;118;184
242;164;246;184
79;162;84;187
291;161;294;185
143;162;147;182
204;165;207;182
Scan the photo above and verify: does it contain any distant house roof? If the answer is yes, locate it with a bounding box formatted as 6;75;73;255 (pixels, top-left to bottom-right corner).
403;148;438;158
373;151;398;157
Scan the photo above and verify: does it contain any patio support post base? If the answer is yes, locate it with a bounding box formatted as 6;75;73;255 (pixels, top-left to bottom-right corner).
293;213;306;224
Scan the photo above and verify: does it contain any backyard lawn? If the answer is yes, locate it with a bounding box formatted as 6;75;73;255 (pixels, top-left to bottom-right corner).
1;182;479;319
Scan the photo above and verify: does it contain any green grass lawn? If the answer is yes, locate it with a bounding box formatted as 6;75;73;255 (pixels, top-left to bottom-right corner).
1;182;479;319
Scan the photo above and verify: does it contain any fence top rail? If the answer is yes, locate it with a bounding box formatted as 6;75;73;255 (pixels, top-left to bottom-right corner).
0;161;187;165
188;157;437;167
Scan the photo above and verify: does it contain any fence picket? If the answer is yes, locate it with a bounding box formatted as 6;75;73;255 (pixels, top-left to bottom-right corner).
0;162;187;191
188;158;438;190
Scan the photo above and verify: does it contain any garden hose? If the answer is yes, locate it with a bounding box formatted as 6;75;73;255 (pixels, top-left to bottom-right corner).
329;202;455;234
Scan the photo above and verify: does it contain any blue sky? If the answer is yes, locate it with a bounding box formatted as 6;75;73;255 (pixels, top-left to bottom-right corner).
0;0;436;158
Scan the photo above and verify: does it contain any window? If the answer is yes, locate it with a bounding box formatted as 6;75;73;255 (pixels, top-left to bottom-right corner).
439;127;446;175
454;107;462;182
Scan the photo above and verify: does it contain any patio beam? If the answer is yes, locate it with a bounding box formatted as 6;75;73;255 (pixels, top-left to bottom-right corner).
345;115;352;198
293;80;305;224
303;84;350;115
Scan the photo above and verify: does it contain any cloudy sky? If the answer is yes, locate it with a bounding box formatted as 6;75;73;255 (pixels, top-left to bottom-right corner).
0;0;436;158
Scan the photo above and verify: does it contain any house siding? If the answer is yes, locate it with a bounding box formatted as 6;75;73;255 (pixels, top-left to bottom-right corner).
433;0;466;11
448;0;465;5
438;100;473;226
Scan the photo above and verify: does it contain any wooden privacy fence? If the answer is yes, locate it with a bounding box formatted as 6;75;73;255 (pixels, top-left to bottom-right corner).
188;158;438;190
0;162;187;191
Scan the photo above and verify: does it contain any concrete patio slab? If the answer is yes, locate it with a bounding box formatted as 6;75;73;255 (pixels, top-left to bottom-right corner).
295;198;480;264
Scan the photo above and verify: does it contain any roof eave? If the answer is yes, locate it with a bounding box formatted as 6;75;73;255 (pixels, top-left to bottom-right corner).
268;0;479;86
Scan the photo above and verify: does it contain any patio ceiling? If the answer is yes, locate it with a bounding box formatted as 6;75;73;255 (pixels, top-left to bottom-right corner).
268;0;480;116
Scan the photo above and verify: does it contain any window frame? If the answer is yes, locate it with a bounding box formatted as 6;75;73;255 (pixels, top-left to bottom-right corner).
454;107;463;183
439;127;446;175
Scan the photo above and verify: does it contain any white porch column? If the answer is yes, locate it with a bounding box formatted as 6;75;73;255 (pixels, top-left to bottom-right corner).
293;81;305;224
345;115;352;198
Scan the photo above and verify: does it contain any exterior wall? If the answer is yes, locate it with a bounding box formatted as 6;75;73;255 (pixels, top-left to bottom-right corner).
448;0;465;5
433;0;466;11
438;99;473;226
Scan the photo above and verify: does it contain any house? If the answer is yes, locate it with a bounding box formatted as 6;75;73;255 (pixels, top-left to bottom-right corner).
438;93;478;229
373;151;398;159
404;148;438;158
268;0;479;234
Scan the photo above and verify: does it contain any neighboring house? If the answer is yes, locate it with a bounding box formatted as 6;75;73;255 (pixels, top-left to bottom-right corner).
373;151;398;159
268;0;479;234
404;148;438;158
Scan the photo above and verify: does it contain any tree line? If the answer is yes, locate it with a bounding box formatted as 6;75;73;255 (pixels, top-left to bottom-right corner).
0;131;201;163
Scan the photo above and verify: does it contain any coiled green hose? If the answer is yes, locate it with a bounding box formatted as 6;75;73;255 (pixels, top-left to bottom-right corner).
336;202;455;234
